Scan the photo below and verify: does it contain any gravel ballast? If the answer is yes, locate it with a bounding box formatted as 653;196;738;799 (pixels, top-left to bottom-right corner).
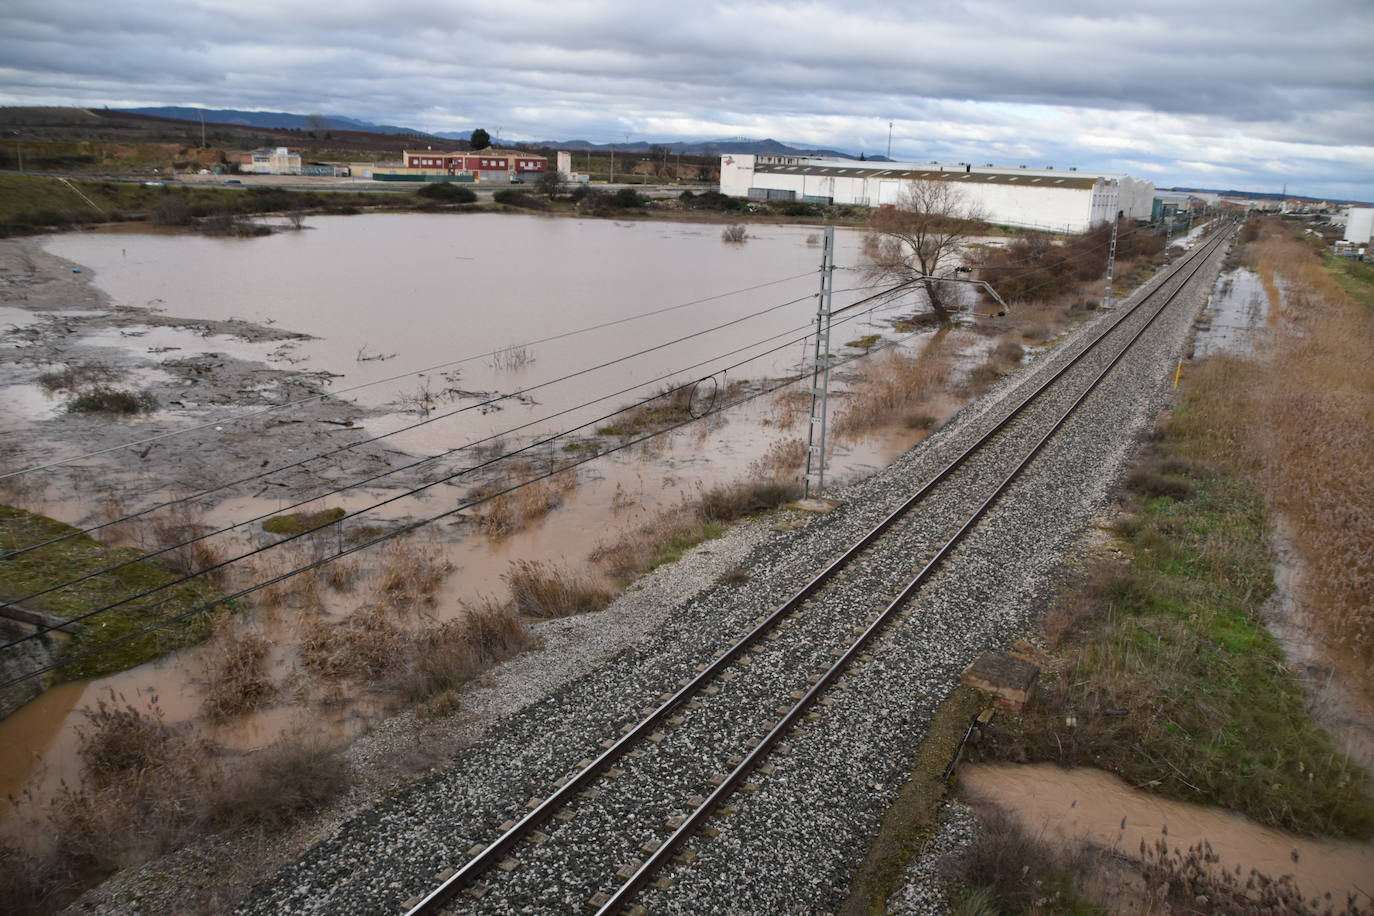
228;232;1233;916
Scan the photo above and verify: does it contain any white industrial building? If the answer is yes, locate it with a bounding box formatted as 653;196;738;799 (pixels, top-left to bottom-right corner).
720;154;1154;233
1345;207;1374;244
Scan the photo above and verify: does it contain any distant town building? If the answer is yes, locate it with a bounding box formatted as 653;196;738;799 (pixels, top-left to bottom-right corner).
369;149;548;184
720;155;1153;233
240;147;302;175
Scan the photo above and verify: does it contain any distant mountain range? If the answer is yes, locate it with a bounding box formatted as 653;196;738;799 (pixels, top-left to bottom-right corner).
116;107;869;159
118;107;430;136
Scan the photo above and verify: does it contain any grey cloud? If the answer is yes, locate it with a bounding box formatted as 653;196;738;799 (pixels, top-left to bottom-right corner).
1;0;1371;198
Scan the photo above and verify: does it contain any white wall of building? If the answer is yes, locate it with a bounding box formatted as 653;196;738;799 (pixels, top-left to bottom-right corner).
721;154;1152;232
1345;207;1374;244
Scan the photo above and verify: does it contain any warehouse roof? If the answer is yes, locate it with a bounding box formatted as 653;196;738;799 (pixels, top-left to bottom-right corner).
753;162;1100;190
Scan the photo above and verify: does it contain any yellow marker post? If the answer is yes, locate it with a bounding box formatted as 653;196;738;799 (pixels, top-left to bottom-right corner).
1173;360;1183;389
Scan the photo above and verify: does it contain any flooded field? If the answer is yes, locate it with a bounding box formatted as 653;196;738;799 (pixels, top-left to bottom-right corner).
1;213;999;830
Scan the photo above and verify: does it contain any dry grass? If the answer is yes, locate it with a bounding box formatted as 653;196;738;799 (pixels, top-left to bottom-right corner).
201;620;275;720
1135;832;1371;915
400;597;533;705
145;500;228;585
5;692;353;914
504;559;613;619
204;734;352;832
1225;220;1374;659
749;436;807;481
300;604;406;680
945;805;1097;913
472;464;578;539
697;478;801;523
373;536;451;607
833;336;952;439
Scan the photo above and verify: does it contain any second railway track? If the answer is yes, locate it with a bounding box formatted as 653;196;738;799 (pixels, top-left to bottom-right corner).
239;224;1236;916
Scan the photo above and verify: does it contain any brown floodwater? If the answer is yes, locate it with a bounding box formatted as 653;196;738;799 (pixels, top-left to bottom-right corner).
2;215;991;828
961;763;1374;905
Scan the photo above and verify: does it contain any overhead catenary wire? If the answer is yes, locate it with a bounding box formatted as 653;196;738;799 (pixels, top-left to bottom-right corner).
1;316;939;690
0;283;914;650
0;269;821;482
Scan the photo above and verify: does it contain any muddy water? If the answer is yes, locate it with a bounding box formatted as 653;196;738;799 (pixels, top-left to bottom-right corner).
42;215;891;455
1195;267;1269;357
2;215;974;826
961;763;1374;904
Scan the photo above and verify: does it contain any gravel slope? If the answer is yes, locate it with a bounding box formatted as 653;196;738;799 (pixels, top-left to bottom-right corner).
234;234;1231;916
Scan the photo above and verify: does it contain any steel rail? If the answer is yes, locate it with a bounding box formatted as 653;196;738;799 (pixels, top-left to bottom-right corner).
595;224;1235;914
403;225;1233;915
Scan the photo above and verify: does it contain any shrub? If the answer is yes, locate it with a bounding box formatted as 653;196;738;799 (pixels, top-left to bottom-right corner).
504;559;612;618
149;195;193;226
697;479;801;523
416;182;476;203
206;736;352;831
201;624;274;720
721;224;748;243
401;598;532;700
611;188;644;208
492;188;545;209
66;386;158;415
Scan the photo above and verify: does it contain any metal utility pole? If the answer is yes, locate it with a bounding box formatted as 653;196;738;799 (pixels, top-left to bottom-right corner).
887;121;893;160
199;110;207;149
803;228;835;499
1103;216;1119;308
610;145;615;184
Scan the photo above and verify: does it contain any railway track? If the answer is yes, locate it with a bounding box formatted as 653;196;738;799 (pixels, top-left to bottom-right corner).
392;223;1235;915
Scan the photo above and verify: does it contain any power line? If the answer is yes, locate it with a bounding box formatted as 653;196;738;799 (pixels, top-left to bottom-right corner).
2;317;936;690
1;284;913;650
0;269;821;482
2;281;852;563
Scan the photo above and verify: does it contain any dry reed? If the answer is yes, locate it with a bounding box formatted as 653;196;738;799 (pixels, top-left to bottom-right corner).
504;559;612;618
833;339;952;439
201;620;275;720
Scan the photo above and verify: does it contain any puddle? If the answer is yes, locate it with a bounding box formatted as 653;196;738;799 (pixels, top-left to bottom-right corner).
0;305;46;330
1195;267;1269;357
1263;524;1374;776
0;384;65;424
961;763;1374;904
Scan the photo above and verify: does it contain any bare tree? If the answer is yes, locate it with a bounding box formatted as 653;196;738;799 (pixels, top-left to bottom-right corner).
534;167;562;200
865;180;986;323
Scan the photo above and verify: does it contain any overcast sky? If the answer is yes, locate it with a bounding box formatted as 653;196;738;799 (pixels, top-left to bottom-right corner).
3;0;1371;200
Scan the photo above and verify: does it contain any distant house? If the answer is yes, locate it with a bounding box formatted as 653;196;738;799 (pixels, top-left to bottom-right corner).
241;147;303;175
391;149;548;183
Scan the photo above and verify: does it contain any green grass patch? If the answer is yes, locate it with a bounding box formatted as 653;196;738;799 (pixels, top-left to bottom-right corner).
844;334;882;351
261;507;345;536
646;522;725;571
982;409;1374;838
1323;251;1374;310
0;504;224;682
